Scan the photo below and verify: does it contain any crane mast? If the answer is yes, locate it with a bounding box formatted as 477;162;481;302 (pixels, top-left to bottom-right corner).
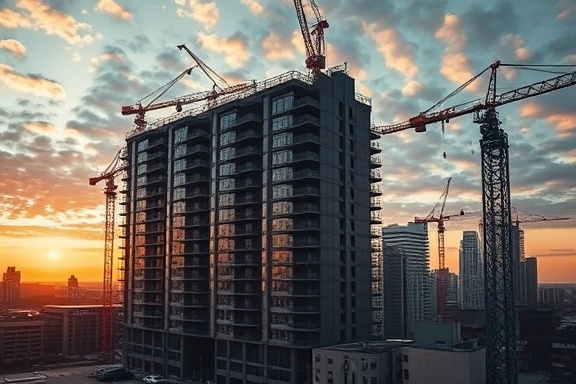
377;62;576;384
293;0;329;72
89;148;126;363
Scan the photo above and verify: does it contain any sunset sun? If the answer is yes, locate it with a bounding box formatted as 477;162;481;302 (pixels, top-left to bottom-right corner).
47;250;60;261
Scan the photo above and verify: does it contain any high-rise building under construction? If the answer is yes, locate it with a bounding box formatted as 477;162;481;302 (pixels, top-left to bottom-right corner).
119;69;381;383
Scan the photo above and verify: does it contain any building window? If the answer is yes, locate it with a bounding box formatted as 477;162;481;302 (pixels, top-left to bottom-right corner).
403;354;409;362
220;131;236;145
272;184;293;199
315;354;321;363
272;115;293;131
272;150;293;165
220;147;235;161
220;112;237;130
404;369;409;380
327;358;333;364
272;94;294;114
174;126;188;143
272;131;293;146
137;139;148;151
272;167;293;182
220;163;236;176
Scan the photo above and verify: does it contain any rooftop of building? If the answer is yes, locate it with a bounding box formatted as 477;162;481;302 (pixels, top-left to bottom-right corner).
43;304;123;309
316;340;413;354
127;66;371;139
0;309;41;321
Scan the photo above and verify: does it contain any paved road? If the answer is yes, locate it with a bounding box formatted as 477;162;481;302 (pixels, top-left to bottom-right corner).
2;366;141;384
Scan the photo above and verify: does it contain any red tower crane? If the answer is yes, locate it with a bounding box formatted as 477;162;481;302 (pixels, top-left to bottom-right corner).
89;148;127;363
375;62;576;384
293;0;329;72
122;45;255;131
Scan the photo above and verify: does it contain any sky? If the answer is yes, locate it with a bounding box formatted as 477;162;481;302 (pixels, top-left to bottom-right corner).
0;0;575;284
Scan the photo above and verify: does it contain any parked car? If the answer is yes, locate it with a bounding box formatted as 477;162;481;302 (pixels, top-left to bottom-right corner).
96;367;134;382
143;375;169;383
88;365;122;378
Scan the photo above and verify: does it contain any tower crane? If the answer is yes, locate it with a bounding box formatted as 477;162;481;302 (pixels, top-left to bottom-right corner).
89;148;127;363
511;207;569;228
414;177;481;317
293;0;329;72
375;62;576;384
122;45;255;131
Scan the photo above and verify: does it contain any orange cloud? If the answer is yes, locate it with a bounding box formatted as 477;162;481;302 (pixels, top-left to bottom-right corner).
94;0;132;21
241;0;265;16
197;33;249;67
520;102;576;133
176;0;219;28
436;14;478;91
439;53;478;91
0;8;32;28
20;121;55;135
435;14;467;50
0;38;26;59
1;0;94;45
501;34;531;61
363;22;418;79
402;80;422;97
0;64;66;98
262;32;295;61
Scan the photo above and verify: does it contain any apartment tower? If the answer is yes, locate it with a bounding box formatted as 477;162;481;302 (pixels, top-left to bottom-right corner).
382;222;432;339
119;69;380;383
459;231;484;310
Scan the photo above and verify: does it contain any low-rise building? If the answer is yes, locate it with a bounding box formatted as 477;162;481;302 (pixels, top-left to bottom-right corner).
401;321;485;384
42;304;122;357
312;340;409;383
0;309;43;363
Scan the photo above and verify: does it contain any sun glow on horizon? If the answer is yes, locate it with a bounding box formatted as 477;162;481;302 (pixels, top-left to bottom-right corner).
47;249;61;261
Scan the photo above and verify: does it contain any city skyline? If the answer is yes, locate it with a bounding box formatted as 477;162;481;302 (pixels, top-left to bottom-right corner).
1;0;575;284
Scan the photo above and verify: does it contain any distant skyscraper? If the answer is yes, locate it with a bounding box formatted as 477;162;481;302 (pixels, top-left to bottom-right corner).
382;222;432;339
67;275;80;300
383;245;405;339
446;271;459;305
2;267;21;308
459;231;484;310
524;257;538;308
511;225;527;305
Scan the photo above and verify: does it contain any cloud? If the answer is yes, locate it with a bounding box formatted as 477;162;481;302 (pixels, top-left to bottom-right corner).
94;0;132;21
0;7;31;28
435;13;467;50
435;13;479;92
556;0;575;20
241;0;265;16
197;33;250;67
520;101;576;133
501;34;531;61
262;32;295;61
0;64;66;98
0;0;94;45
402;80;422;97
176;0;218;28
0;38;26;59
438;53;478;92
363;22;418;79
